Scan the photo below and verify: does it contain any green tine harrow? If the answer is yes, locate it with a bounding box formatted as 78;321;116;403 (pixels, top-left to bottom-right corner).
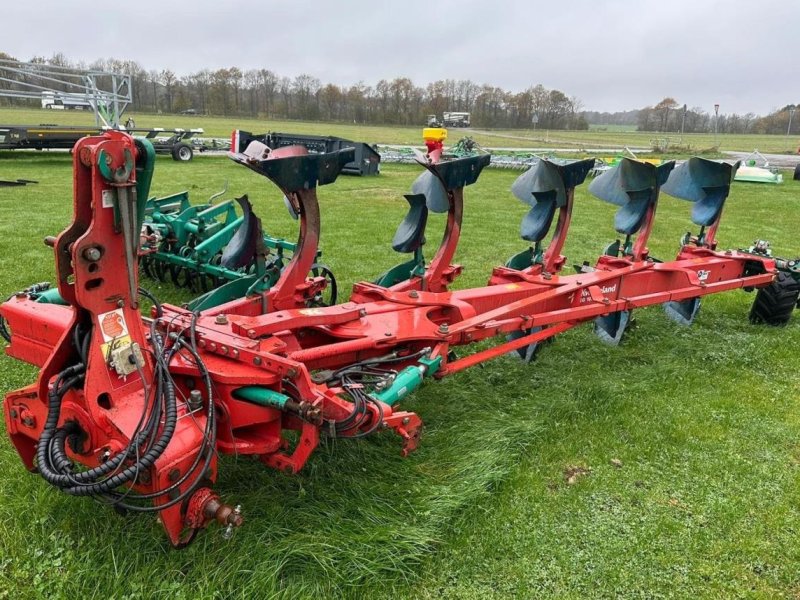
139;187;337;311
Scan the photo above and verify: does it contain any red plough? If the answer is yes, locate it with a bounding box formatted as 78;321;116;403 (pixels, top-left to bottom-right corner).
0;131;780;545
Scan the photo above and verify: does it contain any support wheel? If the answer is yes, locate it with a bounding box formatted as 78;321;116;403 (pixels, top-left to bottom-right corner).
749;272;800;326
308;263;337;307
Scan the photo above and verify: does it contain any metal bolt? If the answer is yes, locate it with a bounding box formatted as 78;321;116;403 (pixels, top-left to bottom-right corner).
215;314;228;325
286;368;298;378
232;349;239;358
208;343;217;352
117;299;125;308
168;468;181;482
438;323;449;334
402;417;410;425
21;416;34;428
384;332;392;337
408;290;419;298
220;345;228;355
9;409;17;419
247;329;256;338
188;390;203;411
253;356;262;366
83;247;101;262
221;505;242;541
359;309;367;317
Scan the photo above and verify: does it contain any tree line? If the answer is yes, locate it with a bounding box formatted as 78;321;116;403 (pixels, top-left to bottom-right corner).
2;53;795;135
634;97;797;136
0;52;588;129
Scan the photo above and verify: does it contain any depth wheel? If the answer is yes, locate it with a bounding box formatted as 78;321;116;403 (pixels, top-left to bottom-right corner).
308;263;337;307
749;272;800;326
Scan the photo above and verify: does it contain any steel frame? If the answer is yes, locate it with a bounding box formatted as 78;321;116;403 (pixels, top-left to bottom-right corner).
0;59;132;128
0;132;779;546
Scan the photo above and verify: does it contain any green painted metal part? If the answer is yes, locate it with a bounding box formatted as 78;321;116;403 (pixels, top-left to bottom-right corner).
374;249;426;287
140;189;324;309
232;386;291;409
505;245;539;270
32;287;67;305
134;138;156;229
372;355;442;407
187;275;268;311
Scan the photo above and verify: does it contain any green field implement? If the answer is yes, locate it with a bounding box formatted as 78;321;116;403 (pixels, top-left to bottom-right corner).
139;188;337;311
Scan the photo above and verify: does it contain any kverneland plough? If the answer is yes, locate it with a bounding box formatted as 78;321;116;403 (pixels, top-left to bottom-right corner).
2;130;798;547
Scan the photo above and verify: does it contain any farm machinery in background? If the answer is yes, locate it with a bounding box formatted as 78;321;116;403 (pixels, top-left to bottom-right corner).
232;130;380;176
139;186;336;311
426;112;471;128
2;129;800;548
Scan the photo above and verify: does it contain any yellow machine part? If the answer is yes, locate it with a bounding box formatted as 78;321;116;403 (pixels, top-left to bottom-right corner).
423;127;448;142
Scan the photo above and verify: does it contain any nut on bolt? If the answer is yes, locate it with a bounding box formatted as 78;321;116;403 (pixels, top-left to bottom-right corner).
188;389;203;411
215;314;228;325
202;497;244;539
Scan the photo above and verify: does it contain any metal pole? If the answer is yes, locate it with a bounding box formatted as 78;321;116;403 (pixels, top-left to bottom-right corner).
713;104;720;147
681;104;687;135
786;105;796;150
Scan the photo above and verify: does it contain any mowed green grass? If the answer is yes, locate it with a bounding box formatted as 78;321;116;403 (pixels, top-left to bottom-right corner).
0;151;800;599
1;105;798;153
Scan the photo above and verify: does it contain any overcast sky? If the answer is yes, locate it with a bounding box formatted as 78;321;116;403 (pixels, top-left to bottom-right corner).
2;0;797;115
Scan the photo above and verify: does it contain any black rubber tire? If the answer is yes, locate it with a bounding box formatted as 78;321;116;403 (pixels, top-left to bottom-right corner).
153;260;169;283
308;263;338;307
794;164;800;182
171;142;193;162
749;272;800;326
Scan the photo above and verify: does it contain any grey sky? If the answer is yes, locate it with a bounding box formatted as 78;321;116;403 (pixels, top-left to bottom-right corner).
2;0;797;115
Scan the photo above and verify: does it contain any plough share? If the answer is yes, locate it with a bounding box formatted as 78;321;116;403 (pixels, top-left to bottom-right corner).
1;130;795;546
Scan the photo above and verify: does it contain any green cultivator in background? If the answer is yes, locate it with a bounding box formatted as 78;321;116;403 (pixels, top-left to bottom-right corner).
139;187;337;311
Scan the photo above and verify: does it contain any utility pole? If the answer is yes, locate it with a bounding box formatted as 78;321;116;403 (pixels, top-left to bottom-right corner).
713;103;720;147
786;105;796;150
681;104;687;136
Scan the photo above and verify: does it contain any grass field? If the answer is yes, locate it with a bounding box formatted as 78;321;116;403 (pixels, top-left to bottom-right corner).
2;106;799;154
0;151;799;598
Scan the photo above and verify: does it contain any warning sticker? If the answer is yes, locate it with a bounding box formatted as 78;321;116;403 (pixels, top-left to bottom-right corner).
97;309;132;366
98;309;129;343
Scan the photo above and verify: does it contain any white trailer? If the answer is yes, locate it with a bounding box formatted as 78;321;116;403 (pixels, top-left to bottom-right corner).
443;112;471;128
41;91;92;111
